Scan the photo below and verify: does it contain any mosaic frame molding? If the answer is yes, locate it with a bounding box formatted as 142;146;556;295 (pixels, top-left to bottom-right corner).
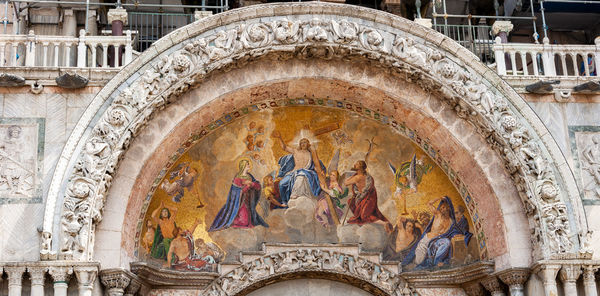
132;98;489;261
568;125;600;205
0;117;45;205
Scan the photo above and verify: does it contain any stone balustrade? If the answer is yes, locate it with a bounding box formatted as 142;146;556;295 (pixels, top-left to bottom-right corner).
0;29;133;68
493;36;600;78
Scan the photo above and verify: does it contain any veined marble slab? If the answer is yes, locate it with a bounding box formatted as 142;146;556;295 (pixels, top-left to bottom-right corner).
0;117;45;205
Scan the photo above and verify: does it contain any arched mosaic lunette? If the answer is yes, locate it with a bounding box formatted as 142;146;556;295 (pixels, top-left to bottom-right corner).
132;100;490;261
200;249;415;296
41;2;584;262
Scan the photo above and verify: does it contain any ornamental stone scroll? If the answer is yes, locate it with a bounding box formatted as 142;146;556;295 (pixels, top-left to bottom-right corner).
41;2;584;263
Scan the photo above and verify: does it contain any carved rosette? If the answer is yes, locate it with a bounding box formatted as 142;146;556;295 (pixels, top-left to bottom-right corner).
201;250;415;296
54;5;576;261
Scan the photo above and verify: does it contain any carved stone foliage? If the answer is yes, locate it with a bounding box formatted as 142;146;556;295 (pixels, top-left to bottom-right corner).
52;6;576;260
100;269;132;295
202;250;415;296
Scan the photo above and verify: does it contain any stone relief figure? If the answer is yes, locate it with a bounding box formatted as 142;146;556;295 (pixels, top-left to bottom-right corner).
61;212;86;254
0;125;34;196
582;134;600;198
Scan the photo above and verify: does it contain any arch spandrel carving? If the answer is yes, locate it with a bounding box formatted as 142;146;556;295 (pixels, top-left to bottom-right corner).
41;2;584;265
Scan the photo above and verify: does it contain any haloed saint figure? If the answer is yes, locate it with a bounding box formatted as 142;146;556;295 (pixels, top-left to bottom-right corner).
209;159;269;231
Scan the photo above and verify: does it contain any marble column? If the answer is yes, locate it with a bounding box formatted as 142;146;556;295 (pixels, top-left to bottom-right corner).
107;8;127;67
49;266;73;296
481;276;506;296
492;20;514;72
62;9;77;67
492;20;514;43
536;264;561;296
583;265;598;296
100;269;131;296
5;266;26;296
74;266;98;296
559;265;582;296
28;266;47;296
498;268;530;296
87;10;98;36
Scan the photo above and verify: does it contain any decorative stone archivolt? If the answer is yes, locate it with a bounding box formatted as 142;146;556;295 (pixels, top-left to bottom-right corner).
202;250;414;296
42;2;584;262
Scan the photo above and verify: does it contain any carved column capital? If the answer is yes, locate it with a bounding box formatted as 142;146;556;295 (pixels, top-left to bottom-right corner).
462;281;485;296
107;8;128;25
74;265;99;296
28;266;48;285
534;264;561;282
491;21;514;36
124;277;142;296
49;266;73;283
559;264;582;283
583;265;599;281
100;269;132;296
481;276;505;295
5;266;26;286
497;268;530;286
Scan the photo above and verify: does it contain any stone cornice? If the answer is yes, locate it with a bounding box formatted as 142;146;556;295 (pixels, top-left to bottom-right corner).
400;261;495;287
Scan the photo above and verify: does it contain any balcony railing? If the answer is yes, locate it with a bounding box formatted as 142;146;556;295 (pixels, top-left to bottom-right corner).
127;12;195;51
0;29;133;68
493;37;600;78
433;24;495;64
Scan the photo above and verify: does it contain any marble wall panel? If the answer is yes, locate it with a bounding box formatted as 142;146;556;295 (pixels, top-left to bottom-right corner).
0;90;94;262
568;127;600;204
0;117;44;204
527;102;569;160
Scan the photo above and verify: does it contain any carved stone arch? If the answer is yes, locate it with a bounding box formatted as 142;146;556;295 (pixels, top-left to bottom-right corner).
202;250;413;296
41;2;585;263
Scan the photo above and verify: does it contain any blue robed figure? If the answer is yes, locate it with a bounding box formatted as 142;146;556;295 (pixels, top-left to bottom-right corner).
275;137;325;205
402;196;472;269
277;154;324;204
208;159;268;232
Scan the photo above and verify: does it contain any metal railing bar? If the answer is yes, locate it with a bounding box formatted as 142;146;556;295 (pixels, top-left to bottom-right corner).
9;0;226;9
431;13;536;20
543;0;600;3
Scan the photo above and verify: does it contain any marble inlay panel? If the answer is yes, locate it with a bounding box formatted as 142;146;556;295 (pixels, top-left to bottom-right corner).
569;126;600;205
0;117;45;205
